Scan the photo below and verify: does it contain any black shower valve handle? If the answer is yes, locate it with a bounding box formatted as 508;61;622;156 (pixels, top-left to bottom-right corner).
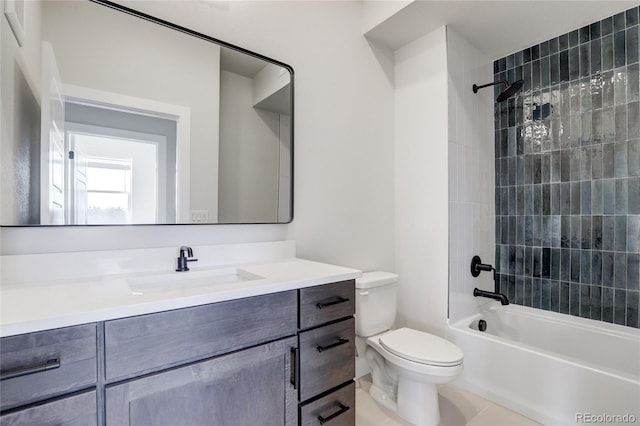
476;263;494;272
470;255;495;280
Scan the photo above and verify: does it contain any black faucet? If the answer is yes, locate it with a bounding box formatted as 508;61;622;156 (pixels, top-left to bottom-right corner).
470;255;509;305
473;288;509;305
176;246;198;272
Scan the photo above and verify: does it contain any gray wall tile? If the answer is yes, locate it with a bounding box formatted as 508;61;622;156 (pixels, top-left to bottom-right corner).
494;7;640;328
629;140;640;176
592;251;603;285
614;289;626;325
629;177;640;214
602;251;615;286
628;254;640;291
590;285;603;320
629;215;640;252
627;290;639;327
627;291;640;327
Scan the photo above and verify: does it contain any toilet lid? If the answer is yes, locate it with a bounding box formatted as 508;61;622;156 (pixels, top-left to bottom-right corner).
379;328;464;367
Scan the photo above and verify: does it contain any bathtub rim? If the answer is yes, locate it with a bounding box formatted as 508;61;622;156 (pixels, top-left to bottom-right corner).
449;302;640;385
457;302;640;340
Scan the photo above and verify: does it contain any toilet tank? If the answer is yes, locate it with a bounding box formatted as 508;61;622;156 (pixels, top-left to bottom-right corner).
355;271;399;337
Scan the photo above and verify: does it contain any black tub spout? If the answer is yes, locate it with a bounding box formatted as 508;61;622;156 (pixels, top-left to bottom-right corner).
473;288;509;305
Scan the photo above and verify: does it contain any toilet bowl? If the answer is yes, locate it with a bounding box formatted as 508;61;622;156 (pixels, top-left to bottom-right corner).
356;272;464;426
366;328;463;425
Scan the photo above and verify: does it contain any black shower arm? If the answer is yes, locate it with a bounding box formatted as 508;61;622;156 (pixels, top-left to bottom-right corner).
472;80;508;93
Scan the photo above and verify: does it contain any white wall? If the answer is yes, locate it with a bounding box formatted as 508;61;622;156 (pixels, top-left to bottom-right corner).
1;1;395;274
278;115;291;223
0;0;43;225
252;63;289;109
218;70;280;223
1;2;4;277
394;27;449;336
447;28;495;323
361;1;412;35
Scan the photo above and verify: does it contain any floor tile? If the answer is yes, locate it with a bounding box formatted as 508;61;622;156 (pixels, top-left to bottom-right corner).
355;375;540;426
438;384;493;426
466;404;541;426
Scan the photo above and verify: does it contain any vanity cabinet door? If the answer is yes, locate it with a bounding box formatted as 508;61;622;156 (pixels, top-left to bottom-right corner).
105;336;297;426
0;390;97;426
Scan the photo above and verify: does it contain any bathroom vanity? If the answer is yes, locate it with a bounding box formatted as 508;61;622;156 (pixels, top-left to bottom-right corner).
0;0;358;421
0;243;358;426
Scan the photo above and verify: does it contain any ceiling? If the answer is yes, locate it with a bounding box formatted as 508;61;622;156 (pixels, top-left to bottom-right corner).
364;1;639;59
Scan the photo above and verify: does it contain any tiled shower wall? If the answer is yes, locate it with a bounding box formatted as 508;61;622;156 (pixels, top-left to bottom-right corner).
447;27;494;323
494;6;640;328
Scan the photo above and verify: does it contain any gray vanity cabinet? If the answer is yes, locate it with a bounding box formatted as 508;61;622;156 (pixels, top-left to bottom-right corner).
103;291;298;382
299;317;355;401
298;280;356;426
300;383;355;426
0;281;357;426
105;337;297;426
0;391;97;426
0;324;97;410
299;280;355;330
103;290;299;426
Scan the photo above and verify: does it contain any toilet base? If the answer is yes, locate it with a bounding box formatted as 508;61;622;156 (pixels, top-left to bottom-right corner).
369;384;397;413
369;377;441;426
365;334;462;426
396;378;440;426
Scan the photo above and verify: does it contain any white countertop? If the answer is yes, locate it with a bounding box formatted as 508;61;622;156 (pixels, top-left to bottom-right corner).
0;258;361;337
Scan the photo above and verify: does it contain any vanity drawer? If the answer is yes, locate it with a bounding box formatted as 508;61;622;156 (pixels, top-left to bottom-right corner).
0;324;97;411
299;280;355;330
300;382;355;426
0;390;97;425
104;290;297;381
299;317;355;401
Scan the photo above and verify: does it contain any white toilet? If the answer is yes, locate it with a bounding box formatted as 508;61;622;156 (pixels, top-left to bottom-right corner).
356;271;464;426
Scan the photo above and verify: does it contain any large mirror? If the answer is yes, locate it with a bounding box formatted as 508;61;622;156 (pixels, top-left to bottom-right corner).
1;0;293;225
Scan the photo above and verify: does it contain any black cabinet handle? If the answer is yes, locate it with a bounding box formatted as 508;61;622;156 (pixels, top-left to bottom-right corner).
316;297;350;309
290;347;299;390
316;337;349;353
0;358;60;381
317;402;350;425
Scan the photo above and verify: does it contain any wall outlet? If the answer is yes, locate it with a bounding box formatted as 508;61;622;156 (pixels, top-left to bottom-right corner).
190;210;209;223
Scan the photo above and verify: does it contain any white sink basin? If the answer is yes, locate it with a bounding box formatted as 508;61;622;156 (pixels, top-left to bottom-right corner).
127;268;264;294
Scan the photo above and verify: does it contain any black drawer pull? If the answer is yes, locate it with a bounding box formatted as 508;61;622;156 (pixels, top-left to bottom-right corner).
316;338;349;353
317;402;350;425
0;358;60;381
316;297;350;309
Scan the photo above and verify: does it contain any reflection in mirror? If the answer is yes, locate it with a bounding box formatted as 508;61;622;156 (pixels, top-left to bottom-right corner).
0;0;293;225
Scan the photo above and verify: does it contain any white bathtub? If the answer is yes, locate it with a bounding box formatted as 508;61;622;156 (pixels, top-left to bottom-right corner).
448;303;640;425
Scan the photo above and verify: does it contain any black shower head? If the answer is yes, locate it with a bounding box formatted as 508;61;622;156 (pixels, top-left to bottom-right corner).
473;79;524;102
496;79;524;102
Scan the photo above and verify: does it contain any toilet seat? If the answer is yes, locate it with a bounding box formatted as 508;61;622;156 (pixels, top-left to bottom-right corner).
379;328;463;367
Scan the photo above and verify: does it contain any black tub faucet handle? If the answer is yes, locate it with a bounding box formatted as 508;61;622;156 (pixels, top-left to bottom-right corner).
470;255;495;279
